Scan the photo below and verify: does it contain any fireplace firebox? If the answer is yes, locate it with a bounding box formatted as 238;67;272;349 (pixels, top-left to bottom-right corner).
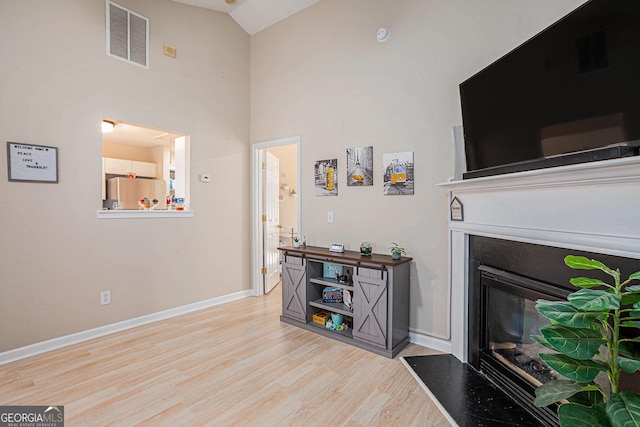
469;236;640;426
478;265;567;425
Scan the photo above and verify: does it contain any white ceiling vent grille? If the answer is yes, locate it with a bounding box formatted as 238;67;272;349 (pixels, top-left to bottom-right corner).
106;1;149;69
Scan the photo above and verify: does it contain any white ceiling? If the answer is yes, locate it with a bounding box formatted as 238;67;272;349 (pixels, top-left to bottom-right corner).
171;0;321;35
103;121;180;148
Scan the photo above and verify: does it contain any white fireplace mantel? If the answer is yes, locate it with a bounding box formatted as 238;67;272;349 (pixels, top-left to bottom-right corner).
438;156;640;362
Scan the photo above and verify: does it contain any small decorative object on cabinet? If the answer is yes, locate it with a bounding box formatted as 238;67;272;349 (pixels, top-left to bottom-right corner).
360;242;372;256
390;242;407;260
293;237;300;248
279;245;411;358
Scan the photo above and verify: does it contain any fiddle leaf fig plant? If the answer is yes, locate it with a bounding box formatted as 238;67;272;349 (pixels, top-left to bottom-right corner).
533;255;640;427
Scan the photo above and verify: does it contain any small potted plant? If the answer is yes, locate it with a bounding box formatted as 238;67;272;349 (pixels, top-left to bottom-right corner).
390;242;406;260
293;237;300;248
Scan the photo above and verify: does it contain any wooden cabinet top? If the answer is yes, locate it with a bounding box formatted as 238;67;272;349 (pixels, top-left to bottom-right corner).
278;245;412;267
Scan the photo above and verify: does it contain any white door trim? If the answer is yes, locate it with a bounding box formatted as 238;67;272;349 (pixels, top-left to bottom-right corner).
251;136;301;297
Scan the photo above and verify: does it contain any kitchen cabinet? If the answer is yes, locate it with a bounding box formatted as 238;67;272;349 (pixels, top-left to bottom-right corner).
132;161;156;178
104;158;132;175
278;245;411;358
103;158;157;178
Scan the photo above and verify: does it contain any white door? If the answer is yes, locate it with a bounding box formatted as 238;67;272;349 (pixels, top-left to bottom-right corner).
263;151;281;293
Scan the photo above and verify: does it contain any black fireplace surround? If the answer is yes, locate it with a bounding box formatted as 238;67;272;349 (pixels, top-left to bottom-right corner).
468;236;640;426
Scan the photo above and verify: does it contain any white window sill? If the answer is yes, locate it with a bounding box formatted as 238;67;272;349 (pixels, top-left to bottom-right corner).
96;210;195;219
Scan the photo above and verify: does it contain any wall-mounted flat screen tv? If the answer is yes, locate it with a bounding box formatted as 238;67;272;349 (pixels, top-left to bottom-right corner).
460;0;640;179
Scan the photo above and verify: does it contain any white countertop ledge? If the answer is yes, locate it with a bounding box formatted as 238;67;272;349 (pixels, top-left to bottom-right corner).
96;210;195;219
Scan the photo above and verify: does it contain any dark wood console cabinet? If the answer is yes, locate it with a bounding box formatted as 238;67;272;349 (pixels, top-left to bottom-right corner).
278;245;411;358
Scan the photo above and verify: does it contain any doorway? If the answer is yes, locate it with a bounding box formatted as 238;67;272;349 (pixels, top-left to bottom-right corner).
251;136;301;296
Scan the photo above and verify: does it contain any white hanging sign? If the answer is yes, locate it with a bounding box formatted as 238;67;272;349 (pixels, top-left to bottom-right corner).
450;196;464;221
7;142;58;183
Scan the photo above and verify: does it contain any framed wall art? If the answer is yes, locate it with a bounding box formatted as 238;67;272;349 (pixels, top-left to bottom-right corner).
346;146;373;186
314;158;338;196
7;142;59;183
383;151;413;195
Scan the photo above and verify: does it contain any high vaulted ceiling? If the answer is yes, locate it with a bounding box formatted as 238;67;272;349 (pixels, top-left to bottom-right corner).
105;0;321;148
171;0;321;35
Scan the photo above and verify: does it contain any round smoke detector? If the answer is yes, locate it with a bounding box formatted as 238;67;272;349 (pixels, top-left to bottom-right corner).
376;27;390;43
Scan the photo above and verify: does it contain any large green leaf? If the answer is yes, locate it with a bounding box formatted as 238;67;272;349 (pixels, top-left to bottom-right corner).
558;403;611;427
569;288;620;312
625;285;640;292
534;379;586;407
531;334;556;351
540;324;605;360
606;392;640;427
536;300;605;328
622;294;640;306
620;342;639;358
565;255;613;275
617;357;640;374
620;321;640;329
571;277;608;289
570;389;605;407
629;272;640;282
540;353;607;382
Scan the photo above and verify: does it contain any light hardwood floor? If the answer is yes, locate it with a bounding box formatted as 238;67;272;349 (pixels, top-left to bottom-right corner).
0;285;450;426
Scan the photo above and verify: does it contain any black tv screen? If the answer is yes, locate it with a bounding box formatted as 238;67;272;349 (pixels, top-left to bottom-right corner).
460;0;640;179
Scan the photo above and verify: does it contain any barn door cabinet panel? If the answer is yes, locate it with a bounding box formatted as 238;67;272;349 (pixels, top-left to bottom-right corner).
352;268;388;348
278;246;411;358
281;255;307;322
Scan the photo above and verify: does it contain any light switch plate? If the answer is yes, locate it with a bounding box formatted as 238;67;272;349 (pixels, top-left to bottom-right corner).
200;174;211;183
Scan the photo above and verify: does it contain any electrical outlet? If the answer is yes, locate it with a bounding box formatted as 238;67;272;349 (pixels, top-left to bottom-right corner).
328;211;334;223
100;290;111;305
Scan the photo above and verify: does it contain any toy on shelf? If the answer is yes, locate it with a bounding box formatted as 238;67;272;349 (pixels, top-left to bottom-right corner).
312;311;331;326
323;287;343;303
325;313;349;332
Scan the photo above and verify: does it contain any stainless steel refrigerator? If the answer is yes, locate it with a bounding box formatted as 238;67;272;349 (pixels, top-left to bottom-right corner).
107;177;167;209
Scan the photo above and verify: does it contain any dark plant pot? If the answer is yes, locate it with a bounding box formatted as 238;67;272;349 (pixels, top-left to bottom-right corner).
392;252;401;260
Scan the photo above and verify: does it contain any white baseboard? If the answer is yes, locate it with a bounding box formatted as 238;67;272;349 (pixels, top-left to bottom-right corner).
0;290;253;366
409;329;453;355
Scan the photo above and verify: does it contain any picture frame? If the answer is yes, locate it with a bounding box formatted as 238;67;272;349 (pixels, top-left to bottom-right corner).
383;151;414;195
346;146;373;186
314;158;338;196
7;142;59;183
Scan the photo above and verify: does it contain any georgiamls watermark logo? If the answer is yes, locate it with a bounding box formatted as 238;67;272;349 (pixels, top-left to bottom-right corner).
0;406;64;427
